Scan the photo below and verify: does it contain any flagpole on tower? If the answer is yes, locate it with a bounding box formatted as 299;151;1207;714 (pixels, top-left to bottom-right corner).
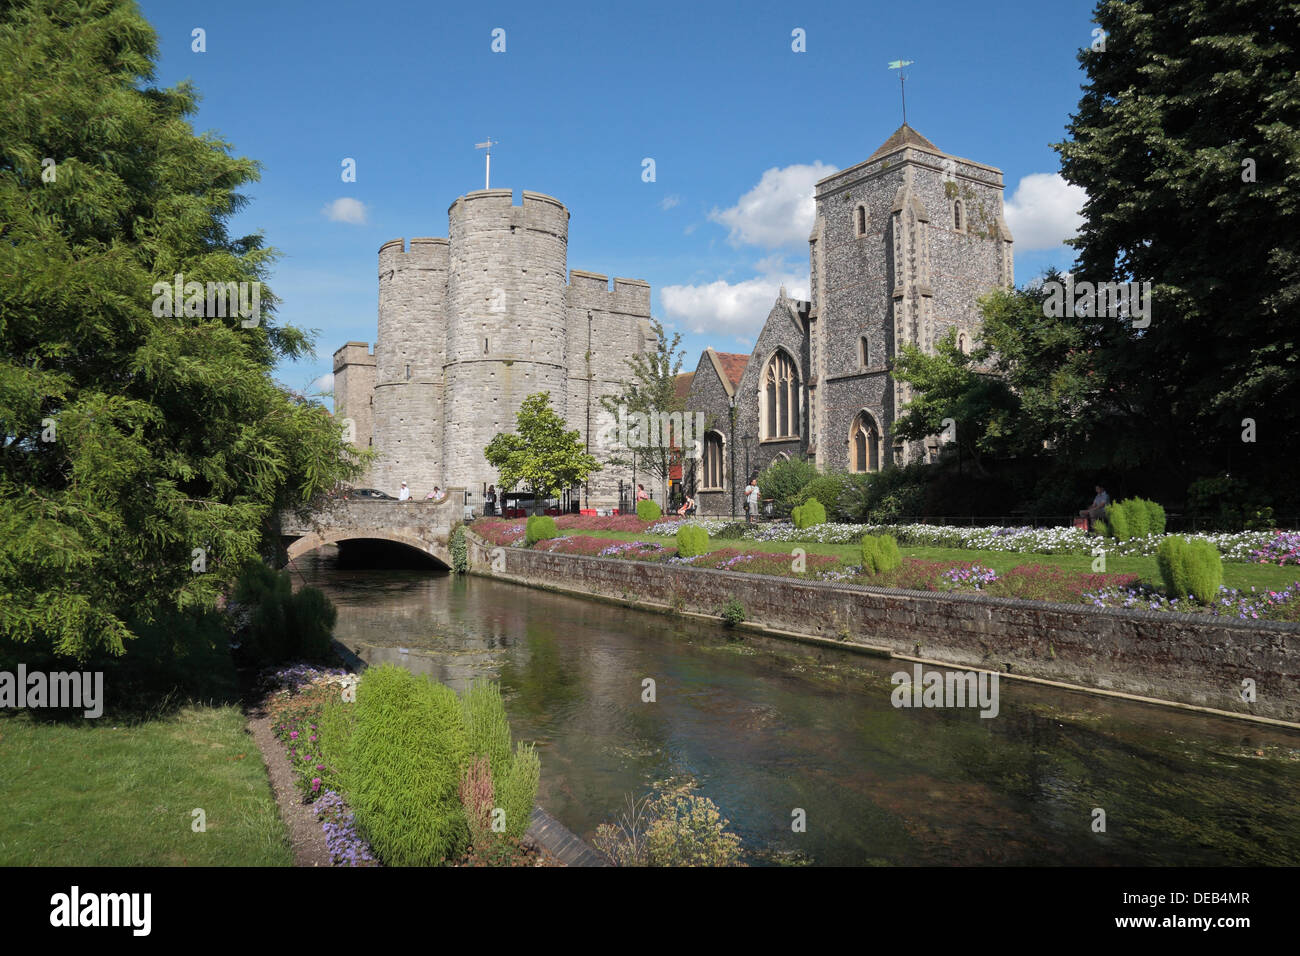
888;60;914;125
475;139;498;190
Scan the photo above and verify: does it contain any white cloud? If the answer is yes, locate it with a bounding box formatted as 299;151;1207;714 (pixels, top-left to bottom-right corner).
660;194;681;210
311;372;335;393
661;263;809;337
1004;173;1087;251
709;162;837;248
322;197;369;225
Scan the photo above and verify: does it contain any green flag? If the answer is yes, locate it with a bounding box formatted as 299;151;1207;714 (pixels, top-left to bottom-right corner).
888;59;914;69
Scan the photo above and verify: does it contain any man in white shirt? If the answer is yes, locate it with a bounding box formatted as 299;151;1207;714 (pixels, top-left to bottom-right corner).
398;481;411;501
744;475;759;524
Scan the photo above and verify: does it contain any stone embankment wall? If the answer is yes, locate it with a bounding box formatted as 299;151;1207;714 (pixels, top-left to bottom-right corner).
466;532;1300;725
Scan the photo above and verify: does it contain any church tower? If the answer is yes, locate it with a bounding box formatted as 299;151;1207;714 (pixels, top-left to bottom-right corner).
808;124;1013;472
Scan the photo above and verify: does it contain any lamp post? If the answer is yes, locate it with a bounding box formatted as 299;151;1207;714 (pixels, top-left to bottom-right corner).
742;433;753;487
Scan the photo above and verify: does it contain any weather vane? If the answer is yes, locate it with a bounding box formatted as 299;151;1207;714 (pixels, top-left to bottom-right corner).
888;60;914;125
475;139;499;190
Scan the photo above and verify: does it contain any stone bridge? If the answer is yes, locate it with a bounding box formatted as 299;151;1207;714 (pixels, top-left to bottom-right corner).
281;490;467;567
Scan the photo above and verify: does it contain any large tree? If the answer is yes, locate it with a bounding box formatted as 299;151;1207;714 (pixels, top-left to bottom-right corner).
484;392;601;510
1056;0;1300;497
0;0;363;660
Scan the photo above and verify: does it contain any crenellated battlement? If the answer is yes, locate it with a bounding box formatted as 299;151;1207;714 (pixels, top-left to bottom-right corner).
567;270;651;315
378;237;450;274
333;341;375;372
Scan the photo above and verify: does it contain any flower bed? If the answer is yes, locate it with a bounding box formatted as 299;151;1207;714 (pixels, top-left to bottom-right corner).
1084;581;1300;621
691;520;1288;562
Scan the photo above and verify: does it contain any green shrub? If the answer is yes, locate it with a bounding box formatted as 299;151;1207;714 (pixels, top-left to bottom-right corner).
711;521;750;540
1092;517;1110;537
758;458;819;515
1106;502;1130;540
636;498;662;521
461;679;511;787
1147;500;1167;536
860;533;901;574
1125;499;1151;538
676;524;710;558
348;664;470;865
234;562;337;663
797;472;852;517
498;742;540;841
720;598;745;627
315;692;356;795
449;523;468;573
525;514;559;546
1157;537;1223;605
790;497;827;530
644;793;744;867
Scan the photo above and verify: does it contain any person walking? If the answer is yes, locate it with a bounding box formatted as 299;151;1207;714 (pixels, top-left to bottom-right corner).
485;484;497;517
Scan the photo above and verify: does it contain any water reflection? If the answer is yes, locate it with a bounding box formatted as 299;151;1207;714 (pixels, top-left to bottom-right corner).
291;546;1300;866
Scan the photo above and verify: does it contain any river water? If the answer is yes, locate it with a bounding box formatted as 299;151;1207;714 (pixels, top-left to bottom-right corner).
291;548;1300;866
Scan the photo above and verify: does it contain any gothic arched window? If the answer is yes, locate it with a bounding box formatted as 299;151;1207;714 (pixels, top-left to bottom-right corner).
856;204;868;237
953;200;963;232
701;431;725;490
761;351;799;440
860;336;871;368
850;411;881;473
958;332;967;354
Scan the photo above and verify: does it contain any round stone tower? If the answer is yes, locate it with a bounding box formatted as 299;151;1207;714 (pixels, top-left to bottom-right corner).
444;190;570;493
372;236;449;494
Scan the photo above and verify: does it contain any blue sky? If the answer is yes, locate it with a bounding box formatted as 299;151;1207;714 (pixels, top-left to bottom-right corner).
139;0;1100;396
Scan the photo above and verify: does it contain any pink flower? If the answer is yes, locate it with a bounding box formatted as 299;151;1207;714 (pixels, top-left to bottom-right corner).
289;730;299;739
311;777;322;791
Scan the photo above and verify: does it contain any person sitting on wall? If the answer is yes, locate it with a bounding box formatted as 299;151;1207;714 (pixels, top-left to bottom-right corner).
1080;484;1109;527
636;483;649;502
398;481;411;501
677;493;696;517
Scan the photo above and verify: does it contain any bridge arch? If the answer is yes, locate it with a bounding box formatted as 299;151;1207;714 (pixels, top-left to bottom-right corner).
286;529;452;568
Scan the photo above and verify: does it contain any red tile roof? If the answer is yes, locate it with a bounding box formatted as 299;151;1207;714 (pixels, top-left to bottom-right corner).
674;372;694;402
712;352;749;388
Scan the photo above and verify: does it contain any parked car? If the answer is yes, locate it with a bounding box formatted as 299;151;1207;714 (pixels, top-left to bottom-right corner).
347;488;397;500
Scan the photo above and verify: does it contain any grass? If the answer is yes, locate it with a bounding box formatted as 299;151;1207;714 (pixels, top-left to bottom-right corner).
0;704;292;866
544;528;1300;592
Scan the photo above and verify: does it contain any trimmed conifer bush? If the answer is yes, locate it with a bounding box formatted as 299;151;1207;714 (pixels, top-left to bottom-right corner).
525;514;559;545
636;498;662;521
676;524;710;558
348;664;470;865
1148;500;1167;535
1125;499;1151;538
1107;501;1131;540
1157;536;1223;604
498;742;541;841
791;497;827;529
860;533;901;574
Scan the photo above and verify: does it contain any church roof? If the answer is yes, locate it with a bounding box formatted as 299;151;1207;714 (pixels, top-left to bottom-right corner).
866;124;942;161
711;351;749;388
674;372;694;402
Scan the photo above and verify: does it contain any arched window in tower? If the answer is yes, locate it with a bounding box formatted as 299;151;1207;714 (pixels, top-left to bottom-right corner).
860;336;871;368
958;332;967;354
761;350;799;440
850;411;881;473
701;431;725;490
405;364;411;381
953;200;963;232
855;204;867;237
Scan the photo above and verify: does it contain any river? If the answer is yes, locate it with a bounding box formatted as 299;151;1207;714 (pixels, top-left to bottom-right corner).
291;547;1300;866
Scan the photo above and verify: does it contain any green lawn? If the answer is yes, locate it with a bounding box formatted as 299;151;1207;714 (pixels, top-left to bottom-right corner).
549;528;1300;592
0;705;292;866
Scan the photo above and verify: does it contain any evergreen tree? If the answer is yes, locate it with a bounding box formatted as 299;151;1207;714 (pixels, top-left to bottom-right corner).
0;0;363;659
1056;0;1300;498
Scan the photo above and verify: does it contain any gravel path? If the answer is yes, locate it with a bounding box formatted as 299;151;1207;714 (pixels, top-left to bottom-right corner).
246;701;333;867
